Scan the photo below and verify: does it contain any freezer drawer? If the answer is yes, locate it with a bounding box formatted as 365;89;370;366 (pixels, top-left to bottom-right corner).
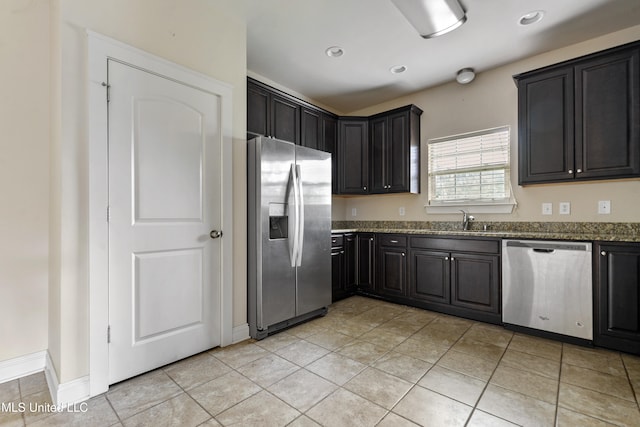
502;240;593;340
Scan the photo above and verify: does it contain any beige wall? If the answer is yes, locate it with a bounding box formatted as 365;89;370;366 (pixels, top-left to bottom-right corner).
45;0;247;383
334;25;640;224
0;0;50;362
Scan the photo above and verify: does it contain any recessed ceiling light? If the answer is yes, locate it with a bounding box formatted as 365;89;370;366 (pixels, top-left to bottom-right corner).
519;10;545;26
456;68;475;84
325;46;344;57
390;65;407;74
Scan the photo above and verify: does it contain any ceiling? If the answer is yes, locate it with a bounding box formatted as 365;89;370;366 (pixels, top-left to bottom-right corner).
245;0;640;113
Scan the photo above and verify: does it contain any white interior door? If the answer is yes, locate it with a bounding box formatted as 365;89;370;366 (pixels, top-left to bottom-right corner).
108;59;222;384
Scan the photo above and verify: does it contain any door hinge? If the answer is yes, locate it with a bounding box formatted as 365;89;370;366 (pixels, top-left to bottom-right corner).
107;325;111;343
102;82;111;102
106;205;110;222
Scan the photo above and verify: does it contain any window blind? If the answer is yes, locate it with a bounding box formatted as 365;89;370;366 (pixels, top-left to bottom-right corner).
428;126;511;203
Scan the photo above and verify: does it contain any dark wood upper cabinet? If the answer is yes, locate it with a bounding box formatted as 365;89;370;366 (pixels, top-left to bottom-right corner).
271;94;300;144
338;118;369;194
369;106;422;194
575;49;640;179
322;114;339;193
517;68;574;184
516;41;640;185
301;106;322;150
247;82;270;139
247;78;337;148
247;78;422;195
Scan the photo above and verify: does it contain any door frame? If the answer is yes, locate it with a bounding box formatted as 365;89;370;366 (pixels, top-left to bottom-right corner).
87;31;234;397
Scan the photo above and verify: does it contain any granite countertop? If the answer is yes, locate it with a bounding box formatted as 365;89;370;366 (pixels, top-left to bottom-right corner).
331;221;640;243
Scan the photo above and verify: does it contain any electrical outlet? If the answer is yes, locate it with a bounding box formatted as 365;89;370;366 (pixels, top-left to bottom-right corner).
542;202;553;215
598;200;611;214
351;208;357;217
559;202;571;215
399;207;405;216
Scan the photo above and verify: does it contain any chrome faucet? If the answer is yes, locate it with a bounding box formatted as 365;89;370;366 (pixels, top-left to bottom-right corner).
460;210;475;231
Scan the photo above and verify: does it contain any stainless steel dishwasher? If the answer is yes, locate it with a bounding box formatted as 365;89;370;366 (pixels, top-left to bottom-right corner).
502;240;593;341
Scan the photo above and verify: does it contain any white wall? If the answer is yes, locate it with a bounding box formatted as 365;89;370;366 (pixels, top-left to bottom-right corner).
335;25;640;224
0;0;50;362
46;0;247;383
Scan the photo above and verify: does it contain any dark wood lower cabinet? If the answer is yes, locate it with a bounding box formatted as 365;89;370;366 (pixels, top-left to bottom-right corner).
406;236;501;324
451;253;500;315
356;234;375;292
595;242;640;354
378;247;407;297
409;250;450;304
331;233;356;302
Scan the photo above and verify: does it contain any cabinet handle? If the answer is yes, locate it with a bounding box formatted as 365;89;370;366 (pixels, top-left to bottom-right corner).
451;257;455;261
568;169;573;174
445;256;449;261
601;251;606;256
370;238;374;242
402;252;405;257
363;186;367;190
340;251;345;254
390;240;398;243
577;169;582;173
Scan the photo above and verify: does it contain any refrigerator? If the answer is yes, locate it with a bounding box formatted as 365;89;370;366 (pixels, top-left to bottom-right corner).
248;136;332;340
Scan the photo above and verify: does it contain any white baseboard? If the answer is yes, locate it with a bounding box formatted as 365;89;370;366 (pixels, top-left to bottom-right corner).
232;323;250;344
0;351;46;384
44;352;90;406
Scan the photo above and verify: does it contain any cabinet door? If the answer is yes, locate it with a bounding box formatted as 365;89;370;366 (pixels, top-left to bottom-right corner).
517;68;575;184
301;107;322;150
331;246;346;302
322;115;339;193
271;94;300;144
247;82;270;139
387;110;410;192
369;116;387;193
357;234;375;292
596;243;640;354
339;119;369;194
345;234;357;292
378;247;407;297
575;49;640;179
409;249;450;304
450;253;500;314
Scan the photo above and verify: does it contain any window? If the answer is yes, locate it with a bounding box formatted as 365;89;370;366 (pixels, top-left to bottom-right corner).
427;126;515;213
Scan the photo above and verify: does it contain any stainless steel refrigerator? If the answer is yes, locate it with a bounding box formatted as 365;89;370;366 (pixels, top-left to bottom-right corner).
248;136;332;340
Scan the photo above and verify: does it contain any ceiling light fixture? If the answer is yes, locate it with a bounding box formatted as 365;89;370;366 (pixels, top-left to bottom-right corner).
390;65;407;74
391;0;467;39
325;46;344;57
519;10;545;26
456;68;475;84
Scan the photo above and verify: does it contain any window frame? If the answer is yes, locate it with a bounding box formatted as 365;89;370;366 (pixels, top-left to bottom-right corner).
425;126;517;214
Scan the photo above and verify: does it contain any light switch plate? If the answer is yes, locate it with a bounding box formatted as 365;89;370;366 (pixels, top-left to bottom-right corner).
598;200;611;214
559;202;571;215
542;202;553;215
351;208;357;217
399;207;405;216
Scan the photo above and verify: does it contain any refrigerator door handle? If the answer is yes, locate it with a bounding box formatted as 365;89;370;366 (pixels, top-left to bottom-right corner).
289;163;300;267
296;165;304;267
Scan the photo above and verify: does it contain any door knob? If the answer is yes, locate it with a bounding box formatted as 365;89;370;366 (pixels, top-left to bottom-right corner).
210;230;223;239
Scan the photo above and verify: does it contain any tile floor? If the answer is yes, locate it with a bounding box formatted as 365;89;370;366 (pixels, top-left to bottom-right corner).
2;295;640;426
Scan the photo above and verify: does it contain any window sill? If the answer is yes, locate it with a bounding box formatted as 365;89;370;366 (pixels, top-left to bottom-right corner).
425;201;516;214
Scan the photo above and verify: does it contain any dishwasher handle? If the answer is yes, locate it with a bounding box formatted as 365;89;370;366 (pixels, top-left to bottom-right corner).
533;248;555;254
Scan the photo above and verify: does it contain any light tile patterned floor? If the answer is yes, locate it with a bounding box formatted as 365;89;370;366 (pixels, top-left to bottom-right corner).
2;295;640;426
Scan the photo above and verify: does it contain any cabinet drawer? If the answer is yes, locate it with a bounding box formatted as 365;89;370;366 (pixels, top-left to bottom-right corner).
378;234;407;247
410;236;499;254
331;235;344;247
